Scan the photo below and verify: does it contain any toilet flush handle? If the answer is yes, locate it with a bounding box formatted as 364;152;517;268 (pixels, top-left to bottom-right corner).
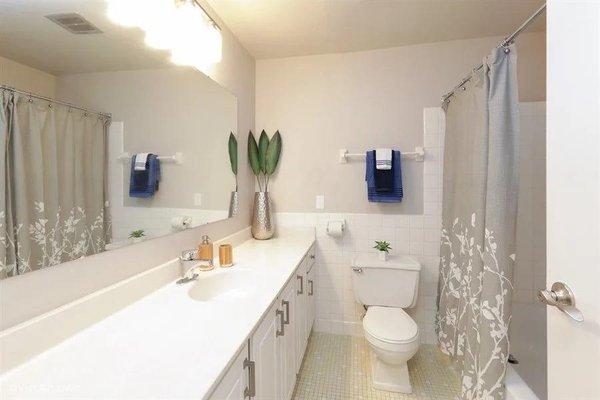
352;267;363;273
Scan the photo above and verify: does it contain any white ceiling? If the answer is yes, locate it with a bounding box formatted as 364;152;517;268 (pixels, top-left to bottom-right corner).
206;0;546;59
0;0;172;75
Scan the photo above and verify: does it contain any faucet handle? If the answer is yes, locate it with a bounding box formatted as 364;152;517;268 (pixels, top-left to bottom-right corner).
180;249;197;261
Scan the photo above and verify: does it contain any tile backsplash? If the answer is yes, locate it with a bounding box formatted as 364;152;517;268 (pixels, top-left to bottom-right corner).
276;108;444;344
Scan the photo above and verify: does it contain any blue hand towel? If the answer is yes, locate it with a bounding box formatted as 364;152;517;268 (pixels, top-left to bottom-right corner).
129;154;161;198
365;150;403;202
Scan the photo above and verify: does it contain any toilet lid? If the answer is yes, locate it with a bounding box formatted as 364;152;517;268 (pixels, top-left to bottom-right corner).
363;306;419;344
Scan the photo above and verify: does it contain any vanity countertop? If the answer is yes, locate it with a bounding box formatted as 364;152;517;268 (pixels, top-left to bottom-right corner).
0;229;315;399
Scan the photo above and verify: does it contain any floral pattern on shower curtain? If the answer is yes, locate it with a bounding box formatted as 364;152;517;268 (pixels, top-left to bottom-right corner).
436;45;519;400
1;90;111;279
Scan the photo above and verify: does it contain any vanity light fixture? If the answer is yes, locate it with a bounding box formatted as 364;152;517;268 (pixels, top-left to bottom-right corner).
106;0;222;72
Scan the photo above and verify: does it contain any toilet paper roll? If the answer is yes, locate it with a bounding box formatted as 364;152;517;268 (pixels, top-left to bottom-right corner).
171;216;192;230
327;220;345;237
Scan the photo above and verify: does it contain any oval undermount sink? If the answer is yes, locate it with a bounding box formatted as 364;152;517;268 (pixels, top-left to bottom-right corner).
187;269;259;302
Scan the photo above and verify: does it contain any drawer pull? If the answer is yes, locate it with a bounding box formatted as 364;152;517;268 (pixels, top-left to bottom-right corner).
308;280;314;296
243;358;256;398
276;309;285;336
297;275;304;294
282;300;290;324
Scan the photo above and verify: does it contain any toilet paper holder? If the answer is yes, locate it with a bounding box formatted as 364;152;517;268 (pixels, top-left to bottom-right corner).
326;220;346;236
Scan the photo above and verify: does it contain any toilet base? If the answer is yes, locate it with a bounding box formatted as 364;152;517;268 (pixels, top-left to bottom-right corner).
371;353;412;393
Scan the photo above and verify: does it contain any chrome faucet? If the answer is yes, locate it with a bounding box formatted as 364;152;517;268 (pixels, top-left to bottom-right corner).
177;249;201;285
176;264;201;285
180;249;198;261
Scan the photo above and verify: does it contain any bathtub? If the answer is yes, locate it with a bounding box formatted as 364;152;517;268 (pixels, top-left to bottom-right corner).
506;365;541;400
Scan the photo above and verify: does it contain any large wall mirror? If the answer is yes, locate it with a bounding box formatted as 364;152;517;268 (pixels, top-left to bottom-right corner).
0;0;238;279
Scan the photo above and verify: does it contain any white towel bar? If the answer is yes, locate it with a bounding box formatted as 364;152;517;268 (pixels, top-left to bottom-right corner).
339;147;425;163
117;152;184;164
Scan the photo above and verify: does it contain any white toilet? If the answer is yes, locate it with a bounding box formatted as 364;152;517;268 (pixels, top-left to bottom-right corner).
351;254;421;393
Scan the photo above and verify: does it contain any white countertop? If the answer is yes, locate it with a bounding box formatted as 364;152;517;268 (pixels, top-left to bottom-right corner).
0;229;315;399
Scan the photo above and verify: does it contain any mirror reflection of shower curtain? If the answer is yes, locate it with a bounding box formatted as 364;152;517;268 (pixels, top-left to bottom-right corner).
0;89;111;279
436;45;519;400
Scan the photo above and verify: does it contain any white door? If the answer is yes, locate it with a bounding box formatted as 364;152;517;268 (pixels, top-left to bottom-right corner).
546;1;600;399
251;302;279;400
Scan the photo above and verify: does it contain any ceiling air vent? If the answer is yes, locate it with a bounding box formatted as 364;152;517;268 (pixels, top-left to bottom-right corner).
45;13;102;34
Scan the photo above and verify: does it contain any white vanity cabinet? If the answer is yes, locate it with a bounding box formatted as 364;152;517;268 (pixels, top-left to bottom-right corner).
209;242;316;400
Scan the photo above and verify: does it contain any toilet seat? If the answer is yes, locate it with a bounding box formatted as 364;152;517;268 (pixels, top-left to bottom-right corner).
363;306;419;344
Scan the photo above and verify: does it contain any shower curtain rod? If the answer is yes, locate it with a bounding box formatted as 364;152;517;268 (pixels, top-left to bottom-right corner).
0;85;112;118
441;2;546;103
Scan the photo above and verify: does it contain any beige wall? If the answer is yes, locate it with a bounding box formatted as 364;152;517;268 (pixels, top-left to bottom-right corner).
0;55;57;97
56;67;237;211
256;32;546;214
0;0;255;330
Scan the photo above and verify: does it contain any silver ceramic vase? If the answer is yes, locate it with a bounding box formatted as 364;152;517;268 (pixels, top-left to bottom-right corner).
228;191;239;218
251;191;274;240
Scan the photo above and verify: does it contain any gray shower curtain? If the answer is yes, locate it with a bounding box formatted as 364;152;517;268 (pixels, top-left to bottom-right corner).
1;89;111;279
436;45;519;400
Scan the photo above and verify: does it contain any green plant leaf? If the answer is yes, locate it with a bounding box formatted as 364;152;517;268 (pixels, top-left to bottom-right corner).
373;240;391;252
265;130;282;175
258;130;269;173
228;132;238;175
130;229;145;238
247;130;261;176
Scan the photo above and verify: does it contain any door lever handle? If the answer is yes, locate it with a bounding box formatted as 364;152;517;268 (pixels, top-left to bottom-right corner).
538;282;584;322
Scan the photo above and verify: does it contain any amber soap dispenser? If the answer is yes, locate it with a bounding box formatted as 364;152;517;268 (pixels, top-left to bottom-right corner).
198;235;214;261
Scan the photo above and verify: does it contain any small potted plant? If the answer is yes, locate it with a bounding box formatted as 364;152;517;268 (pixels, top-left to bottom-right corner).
129;229;146;243
373;240;392;261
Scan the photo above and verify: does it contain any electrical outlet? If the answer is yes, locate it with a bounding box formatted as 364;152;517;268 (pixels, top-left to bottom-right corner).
194;193;202;206
316;195;325;210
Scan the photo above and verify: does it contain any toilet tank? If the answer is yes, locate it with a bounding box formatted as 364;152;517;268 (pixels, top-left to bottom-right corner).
351;254;421;308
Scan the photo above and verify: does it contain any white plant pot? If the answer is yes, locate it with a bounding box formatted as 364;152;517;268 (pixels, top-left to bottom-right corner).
378;251;388;261
131;237;144;244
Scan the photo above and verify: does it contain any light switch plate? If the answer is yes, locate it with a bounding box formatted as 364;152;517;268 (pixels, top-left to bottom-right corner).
316;195;325;210
194;193;202;206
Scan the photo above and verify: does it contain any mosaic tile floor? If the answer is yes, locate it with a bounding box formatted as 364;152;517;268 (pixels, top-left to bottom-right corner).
292;332;460;400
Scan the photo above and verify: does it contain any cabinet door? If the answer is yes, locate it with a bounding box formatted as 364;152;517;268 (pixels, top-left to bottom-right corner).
278;279;297;400
209;342;249;400
295;258;307;373
251;302;280;400
306;261;316;335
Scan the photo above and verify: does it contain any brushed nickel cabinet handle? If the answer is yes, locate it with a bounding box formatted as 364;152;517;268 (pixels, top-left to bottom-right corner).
243;358;255;398
276;309;285;336
282;300;290;324
297;275;304;294
308;279;313;296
